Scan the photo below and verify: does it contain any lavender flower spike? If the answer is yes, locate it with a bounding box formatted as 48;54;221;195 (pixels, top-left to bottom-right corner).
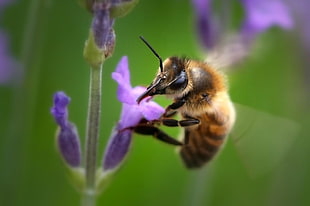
103;56;164;171
92;2;114;50
192;0;219;49
240;0;293;40
51;92;81;168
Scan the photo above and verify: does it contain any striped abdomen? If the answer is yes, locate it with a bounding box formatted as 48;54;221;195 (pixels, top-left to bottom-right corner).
179;119;230;168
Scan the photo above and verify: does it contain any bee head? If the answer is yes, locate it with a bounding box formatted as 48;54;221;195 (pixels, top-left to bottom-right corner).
137;37;188;103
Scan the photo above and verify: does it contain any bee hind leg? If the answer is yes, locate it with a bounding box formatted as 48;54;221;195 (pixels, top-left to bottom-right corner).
133;124;183;146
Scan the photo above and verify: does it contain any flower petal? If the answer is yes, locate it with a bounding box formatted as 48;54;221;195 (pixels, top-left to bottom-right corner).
140;100;165;121
119;103;143;129
51;91;70;128
113;56;131;86
112;56;136;104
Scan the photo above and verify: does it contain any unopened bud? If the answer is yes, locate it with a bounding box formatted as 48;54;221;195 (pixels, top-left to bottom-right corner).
51;92;82;168
102;125;132;171
56;123;81;168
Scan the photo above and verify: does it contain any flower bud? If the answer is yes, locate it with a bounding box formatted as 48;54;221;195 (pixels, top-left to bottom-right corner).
84;2;116;67
50;91;70;128
102;125;132;171
51;92;82;168
92;3;114;49
56;123;81;167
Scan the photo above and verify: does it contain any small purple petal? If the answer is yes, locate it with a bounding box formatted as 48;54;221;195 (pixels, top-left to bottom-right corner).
57;123;81;167
114;56;130;85
140;100;165;121
103;126;132;171
112;56;136;104
131;86;164;120
131;86;147;99
241;0;293;39
119;103;143;129
51;91;71;128
112;71;135;104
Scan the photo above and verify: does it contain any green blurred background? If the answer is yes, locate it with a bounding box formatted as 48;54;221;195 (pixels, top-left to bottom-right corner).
1;0;309;206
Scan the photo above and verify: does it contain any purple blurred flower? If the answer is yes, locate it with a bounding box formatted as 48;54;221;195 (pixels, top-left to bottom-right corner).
103;56;164;171
0;32;19;84
51;92;81;168
0;0;13;8
192;0;293;57
285;0;310;49
0;1;20;84
192;0;219;49
241;0;293;40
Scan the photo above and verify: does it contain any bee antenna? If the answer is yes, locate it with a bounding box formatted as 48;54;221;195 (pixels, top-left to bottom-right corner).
139;36;164;72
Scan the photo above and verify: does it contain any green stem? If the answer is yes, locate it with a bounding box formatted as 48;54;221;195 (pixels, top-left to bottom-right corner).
82;189;97;206
83;64;102;206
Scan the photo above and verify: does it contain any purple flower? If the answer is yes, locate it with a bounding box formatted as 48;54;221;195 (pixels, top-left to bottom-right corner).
0;0;13;8
102;56;164;171
240;0;293;40
0;1;20;85
112;56;164;128
285;0;310;50
51;92;81;168
0;32;19;84
192;0;293;58
191;0;219;49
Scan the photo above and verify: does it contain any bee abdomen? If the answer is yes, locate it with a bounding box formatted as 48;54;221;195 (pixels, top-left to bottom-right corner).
179;126;227;169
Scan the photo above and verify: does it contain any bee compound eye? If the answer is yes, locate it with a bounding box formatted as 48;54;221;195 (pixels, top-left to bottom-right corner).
169;72;187;90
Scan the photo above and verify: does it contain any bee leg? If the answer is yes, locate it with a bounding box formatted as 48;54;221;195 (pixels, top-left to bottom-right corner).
133;125;183;146
162;118;200;127
163;98;186;117
164;110;177;118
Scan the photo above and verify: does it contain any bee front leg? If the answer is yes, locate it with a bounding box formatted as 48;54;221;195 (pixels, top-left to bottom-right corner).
163;98;186;117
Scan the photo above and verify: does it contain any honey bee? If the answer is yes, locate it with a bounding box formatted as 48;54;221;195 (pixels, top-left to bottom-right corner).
134;37;236;169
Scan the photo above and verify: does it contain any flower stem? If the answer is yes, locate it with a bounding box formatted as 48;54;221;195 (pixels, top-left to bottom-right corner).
82;189;97;206
83;64;103;205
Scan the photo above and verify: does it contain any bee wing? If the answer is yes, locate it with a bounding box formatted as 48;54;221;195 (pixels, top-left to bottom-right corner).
230;103;300;177
204;34;249;71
